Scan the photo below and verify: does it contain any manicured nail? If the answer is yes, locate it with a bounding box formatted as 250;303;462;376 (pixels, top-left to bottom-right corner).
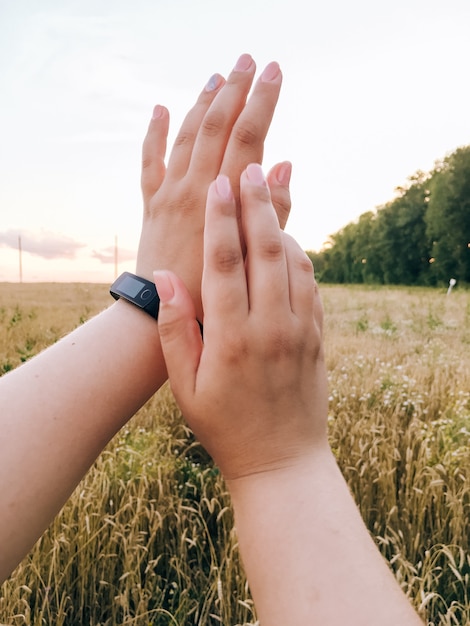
152;104;164;120
205;73;224;92
260;61;281;83
153;271;174;303
276;161;292;186
152;104;165;120
215;174;233;201
234;53;253;72
246;163;267;186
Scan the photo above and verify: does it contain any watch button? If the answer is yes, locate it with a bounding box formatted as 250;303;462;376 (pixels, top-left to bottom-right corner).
140;288;152;301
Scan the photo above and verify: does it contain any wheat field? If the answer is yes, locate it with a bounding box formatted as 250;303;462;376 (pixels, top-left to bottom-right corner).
0;282;469;625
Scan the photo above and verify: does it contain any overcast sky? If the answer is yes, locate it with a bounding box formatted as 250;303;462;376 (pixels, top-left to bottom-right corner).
1;0;470;282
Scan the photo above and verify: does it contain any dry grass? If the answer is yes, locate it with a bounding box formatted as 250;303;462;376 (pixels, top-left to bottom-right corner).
323;285;470;625
0;283;110;374
0;282;469;625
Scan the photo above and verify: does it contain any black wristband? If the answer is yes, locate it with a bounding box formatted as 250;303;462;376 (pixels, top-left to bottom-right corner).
110;272;160;319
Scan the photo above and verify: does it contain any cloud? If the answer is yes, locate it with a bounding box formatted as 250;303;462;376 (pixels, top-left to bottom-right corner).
92;246;136;264
0;229;86;259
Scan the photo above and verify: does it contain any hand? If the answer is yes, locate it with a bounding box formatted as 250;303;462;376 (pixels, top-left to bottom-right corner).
153;168;424;626
154;163;328;480
136;54;292;320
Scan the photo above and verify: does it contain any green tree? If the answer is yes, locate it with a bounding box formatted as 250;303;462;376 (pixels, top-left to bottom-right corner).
374;172;431;284
311;145;470;286
426;147;470;284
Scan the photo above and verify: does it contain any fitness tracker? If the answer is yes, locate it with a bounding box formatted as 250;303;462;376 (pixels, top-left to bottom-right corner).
110;272;160;319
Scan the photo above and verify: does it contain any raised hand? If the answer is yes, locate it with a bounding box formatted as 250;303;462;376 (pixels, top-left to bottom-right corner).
137;54;291;319
154;163;327;479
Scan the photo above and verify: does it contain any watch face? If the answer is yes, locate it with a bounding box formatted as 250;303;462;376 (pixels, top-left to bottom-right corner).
111;272;160;317
118;274;146;298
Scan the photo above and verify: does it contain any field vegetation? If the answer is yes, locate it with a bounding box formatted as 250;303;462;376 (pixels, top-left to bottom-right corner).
0;282;469;625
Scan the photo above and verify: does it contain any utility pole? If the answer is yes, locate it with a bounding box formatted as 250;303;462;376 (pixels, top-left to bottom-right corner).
18;235;23;283
114;235;118;279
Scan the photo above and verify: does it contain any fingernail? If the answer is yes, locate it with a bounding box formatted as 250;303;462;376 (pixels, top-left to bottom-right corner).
276;161;292;186
246;163;267;186
152;104;164;120
153;271;174;303
215;174;233;200
260;61;281;83
234;53;253;72
205;73;224;92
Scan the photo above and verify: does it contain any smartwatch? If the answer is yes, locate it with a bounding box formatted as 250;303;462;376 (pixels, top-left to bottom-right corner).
110;272;160;319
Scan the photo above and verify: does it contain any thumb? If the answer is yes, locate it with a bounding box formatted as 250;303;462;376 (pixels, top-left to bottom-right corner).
153;270;202;399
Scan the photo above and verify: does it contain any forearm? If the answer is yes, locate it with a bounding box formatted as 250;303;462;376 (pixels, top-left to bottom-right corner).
228;447;423;626
0;300;165;581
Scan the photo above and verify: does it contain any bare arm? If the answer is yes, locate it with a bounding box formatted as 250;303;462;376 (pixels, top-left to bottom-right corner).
0;54;289;582
154;164;423;625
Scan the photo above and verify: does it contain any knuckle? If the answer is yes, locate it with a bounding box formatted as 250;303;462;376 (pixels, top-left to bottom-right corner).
246;183;272;206
284;234;314;274
200;110;226;137
310;328;324;362
141;155;153;172
218;331;250;366
258;236;284;262
261;325;301;361
176;188;200;216
159;185;203;217
211;244;243;273
297;252;315;276
155;315;178;342
233;120;259;147
173;129;196;148
272;191;291;225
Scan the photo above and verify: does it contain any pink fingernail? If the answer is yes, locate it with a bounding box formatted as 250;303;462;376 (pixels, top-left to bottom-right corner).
260;61;281;83
246;163;267;186
152;104;164;120
276;161;292;186
153;271;174;303
205;73;224;92
234;53;253;72
215;174;233;200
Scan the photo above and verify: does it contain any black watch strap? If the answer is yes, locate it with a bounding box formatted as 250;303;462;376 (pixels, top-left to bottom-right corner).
110;272;160;319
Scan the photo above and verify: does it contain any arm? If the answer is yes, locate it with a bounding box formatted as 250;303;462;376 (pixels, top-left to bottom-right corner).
154;164;423;625
0;54;289;583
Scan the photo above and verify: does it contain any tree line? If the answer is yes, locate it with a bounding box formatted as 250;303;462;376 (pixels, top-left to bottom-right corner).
308;145;470;286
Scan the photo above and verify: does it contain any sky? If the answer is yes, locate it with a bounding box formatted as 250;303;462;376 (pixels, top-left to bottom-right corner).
1;0;470;283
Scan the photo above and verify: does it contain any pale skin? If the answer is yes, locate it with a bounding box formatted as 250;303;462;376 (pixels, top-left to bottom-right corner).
154;164;424;625
0;54;291;583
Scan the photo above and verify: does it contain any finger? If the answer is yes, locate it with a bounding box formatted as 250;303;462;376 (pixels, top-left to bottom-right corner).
240;164;290;314
165;72;226;181
153;270;202;400
202;175;248;330
235;159;291;259
220;61;282;201
186;54;257;183
141;105;170;203
282;232;316;321
283;235;324;358
267;161;292;230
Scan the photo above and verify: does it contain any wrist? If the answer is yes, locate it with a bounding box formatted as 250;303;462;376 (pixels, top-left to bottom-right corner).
111;296;161;335
226;442;335;501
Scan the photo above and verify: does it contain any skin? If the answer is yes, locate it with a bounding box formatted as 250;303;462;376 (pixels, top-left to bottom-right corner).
137;53;291;318
154;164;424;626
0;54;290;583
